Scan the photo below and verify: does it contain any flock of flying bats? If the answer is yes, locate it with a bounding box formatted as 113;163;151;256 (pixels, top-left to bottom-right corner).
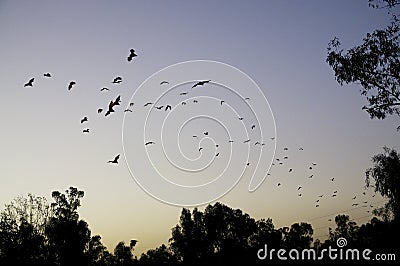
23;48;377;216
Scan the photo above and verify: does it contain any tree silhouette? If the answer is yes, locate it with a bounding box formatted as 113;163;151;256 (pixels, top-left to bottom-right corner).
283;222;314;250
170;208;209;264
328;214;359;246
87;235;114;266
326;0;400;130
45;187;91;266
1;187;398;265
113;241;135;266
0;194;50;265
138;244;177;266
366;147;400;222
249;218;282;251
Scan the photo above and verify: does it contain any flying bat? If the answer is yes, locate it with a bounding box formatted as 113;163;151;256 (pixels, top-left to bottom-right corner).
80;117;88;123
112;77;122;84
160;81;169;85
68;81;76;90
107;154;120;164
43;73;51;78
24;78;34;87
192;80;211;88
127;49;137;61
105;95;121;116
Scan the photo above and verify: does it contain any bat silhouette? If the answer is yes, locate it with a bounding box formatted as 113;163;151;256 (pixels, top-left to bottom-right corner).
108;154;120;164
160;81;169;85
105;103;115;117
112;77;122;84
127;49;137;61
43;73;51;78
144;102;153;107
83;128;89;133
24;78;34;87
155;106;164;110
192;80;211;88
100;87;110;91
165;105;171;111
179;92;188;95
80;117;88;123
105;95;121;116
129;102;134;107
145;141;155;146
68;81;76;90
124;109;133;112
98;108;103;114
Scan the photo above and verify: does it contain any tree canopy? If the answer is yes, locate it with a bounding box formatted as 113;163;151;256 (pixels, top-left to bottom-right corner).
366;147;400;222
0;187;398;265
327;0;400;130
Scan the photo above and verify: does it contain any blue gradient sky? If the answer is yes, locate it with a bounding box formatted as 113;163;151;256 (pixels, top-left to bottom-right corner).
0;0;399;255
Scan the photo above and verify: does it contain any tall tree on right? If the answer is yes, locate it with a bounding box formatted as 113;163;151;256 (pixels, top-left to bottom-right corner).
326;0;400;130
366;147;400;222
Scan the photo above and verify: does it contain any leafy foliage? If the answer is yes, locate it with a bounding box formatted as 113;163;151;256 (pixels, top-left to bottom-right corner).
327;0;400;129
0;187;397;265
366;147;400;221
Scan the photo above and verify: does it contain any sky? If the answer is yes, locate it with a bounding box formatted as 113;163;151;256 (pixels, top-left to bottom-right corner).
0;0;399;255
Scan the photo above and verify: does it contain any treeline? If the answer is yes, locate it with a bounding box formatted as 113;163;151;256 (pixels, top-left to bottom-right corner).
0;187;398;266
